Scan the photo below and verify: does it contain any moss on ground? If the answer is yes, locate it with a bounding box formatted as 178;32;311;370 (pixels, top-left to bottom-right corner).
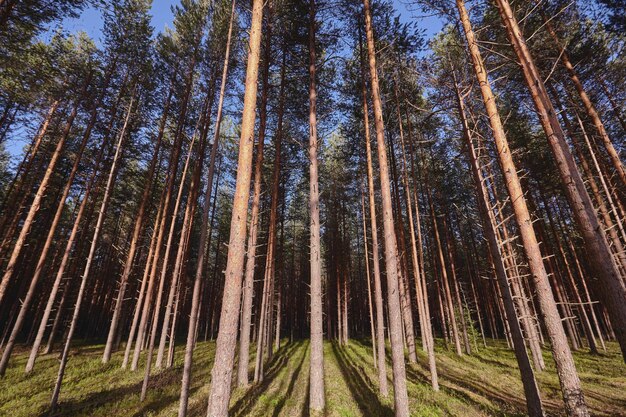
0;339;623;416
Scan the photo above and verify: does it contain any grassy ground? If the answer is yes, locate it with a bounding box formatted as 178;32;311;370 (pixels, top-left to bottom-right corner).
0;339;624;416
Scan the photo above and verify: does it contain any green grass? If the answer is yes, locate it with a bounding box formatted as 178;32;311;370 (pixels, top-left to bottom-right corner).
0;339;624;416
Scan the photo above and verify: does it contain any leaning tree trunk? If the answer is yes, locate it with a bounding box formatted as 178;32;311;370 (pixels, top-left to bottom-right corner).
178;3;235;415
493;0;626;364
24;95;115;374
542;15;626;188
308;0;325;411
102;83;173;363
456;1;589;415
452;65;544;416
205;0;263;413
140;127;197;401
0;72;118;374
0;73;91;306
50;90;135;412
363;0;409;414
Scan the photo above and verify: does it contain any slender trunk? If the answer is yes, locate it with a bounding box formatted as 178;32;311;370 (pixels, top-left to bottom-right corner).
0;100;59;216
457;1;588;414
0;74;92;305
157;84;215;369
308;0;325;410
543;16;626;188
0;74;117;373
429;189;462;356
178;4;234;415
122;183;165;368
493;0;626;364
245;12;272;383
50;90;135;412
363;0;409;413
140;126;197;399
359;29;388;396
361;189;377;365
132;44;200;375
395;85;438;387
103;84;173;363
24;100;115;374
205;0;263;412
452;66;543;415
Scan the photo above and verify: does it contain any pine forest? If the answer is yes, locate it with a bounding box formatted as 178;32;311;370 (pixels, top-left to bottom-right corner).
0;0;625;416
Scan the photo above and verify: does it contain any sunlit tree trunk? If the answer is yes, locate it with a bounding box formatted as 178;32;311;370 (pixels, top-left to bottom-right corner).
363;0;409;413
543;16;626;188
457;0;588;414
493;0;626;364
359;30;388;396
0;73;92;306
206;0;264;412
178;3;235;415
452;66;544;415
50;90;135;412
102;83;173;363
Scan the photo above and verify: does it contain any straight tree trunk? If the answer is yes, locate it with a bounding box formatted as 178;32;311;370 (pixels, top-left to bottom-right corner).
244;13;272;383
359;33;388;396
363;0;409;414
102;84;173;363
205;0;263;412
308;0;325;411
156;85;215;369
178;3;235;414
140;126;198;399
360;189;377;366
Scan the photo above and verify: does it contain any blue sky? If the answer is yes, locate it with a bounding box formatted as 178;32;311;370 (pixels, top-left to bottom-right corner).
59;0;444;46
5;0;443;159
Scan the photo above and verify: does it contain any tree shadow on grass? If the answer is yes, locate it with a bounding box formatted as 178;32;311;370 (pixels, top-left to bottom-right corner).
229;340;303;417
37;364;182;417
331;342;394;417
271;341;307;417
403;355;525;417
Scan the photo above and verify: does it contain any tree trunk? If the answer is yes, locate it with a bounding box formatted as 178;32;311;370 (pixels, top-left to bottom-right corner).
50;90;135;412
178;3;235;415
543;16;626;188
0;73;91;306
363;0;409;414
457;1;589;414
359;29;389;396
452;65;544;415
102;83;173;363
308;0;325;411
360;189;377;366
493;0;626;364
24;100;114;374
244;12;271;383
205;0;263;412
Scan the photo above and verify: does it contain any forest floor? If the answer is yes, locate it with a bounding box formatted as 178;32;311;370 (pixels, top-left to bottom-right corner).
0;338;624;417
